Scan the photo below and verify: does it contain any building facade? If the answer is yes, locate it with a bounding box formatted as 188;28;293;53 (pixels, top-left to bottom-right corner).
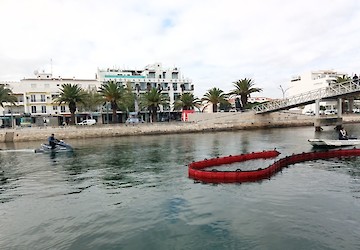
0;63;194;127
96;62;194;111
288;70;349;113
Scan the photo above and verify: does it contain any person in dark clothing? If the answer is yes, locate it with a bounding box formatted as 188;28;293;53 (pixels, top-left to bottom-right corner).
48;133;58;149
338;127;348;140
353;74;358;84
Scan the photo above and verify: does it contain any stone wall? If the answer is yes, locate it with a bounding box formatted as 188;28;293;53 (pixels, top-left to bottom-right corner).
1;111;359;143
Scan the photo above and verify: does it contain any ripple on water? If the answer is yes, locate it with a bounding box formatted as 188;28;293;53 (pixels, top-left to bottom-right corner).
1;128;360;249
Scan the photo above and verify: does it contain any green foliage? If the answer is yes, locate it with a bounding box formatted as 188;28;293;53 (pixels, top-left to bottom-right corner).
202;87;228;112
54;83;87;125
0;85;17;108
99;81;125;123
140;87;169;122
335;75;351;83
78;89;104;113
219;101;232;111
229;78;262;109
118;82;135;112
174;92;201;111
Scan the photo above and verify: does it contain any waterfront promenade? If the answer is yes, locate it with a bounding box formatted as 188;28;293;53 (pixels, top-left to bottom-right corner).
1;111;360;142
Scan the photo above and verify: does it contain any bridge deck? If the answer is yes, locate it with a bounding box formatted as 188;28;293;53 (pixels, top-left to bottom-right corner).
253;80;360;114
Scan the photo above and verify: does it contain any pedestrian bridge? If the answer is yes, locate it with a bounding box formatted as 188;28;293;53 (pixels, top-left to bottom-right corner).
253;79;360;114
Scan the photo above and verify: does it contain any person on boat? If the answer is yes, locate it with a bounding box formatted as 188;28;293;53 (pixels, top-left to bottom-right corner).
48;133;59;149
339;127;348;140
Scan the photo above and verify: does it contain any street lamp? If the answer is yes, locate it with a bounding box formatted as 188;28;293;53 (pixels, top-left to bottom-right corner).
106;102;110;124
279;85;292;99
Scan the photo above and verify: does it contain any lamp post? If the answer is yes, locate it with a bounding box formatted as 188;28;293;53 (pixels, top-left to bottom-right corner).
106;102;110;124
279;85;292;99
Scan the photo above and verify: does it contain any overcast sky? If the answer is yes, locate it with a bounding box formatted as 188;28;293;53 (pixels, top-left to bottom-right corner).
1;0;360;98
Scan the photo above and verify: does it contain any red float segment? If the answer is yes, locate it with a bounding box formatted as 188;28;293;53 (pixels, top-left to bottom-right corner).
188;148;360;183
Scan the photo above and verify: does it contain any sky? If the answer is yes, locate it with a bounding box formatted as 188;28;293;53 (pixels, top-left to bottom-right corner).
1;0;360;98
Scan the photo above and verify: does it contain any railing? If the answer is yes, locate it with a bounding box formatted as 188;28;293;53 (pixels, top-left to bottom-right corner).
253;79;360;113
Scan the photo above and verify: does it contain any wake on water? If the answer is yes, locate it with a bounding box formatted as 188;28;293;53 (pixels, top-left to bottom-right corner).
0;149;36;153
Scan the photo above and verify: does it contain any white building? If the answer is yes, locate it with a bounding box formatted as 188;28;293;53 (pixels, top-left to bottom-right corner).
1;71;98;127
288;70;349;113
97;62;194;111
0;63;194;127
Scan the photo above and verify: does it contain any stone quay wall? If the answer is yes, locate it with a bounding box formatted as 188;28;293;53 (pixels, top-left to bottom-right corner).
1;111;359;143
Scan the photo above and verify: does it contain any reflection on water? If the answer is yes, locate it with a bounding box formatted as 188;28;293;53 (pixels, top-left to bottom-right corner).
0;125;360;249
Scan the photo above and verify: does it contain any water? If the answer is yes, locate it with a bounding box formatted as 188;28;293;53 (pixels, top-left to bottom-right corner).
0;125;360;250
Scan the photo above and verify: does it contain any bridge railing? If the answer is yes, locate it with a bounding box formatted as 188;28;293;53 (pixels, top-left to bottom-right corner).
253;79;360;113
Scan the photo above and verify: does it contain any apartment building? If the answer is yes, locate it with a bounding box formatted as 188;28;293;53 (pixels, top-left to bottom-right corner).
288;70;349;113
0;63;194;127
97;62;194;111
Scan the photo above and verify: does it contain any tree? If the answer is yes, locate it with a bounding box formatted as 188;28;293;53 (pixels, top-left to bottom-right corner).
174;92;201;111
0;85;17;108
99;81;124;123
78;89;104;118
141;87;169;122
54;84;87;125
202;87;228;113
334;75;351;83
230;78;262;109
117;82;135;113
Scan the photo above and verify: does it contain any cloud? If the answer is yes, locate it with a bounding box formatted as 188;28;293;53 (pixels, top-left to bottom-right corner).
1;0;360;98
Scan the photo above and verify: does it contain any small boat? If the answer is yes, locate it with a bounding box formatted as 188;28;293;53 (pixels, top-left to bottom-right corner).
308;138;360;148
35;140;73;153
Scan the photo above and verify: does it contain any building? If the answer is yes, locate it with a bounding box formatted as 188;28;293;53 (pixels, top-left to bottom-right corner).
1;71;98;127
0;63;194;127
97;62;194;111
288;70;349;113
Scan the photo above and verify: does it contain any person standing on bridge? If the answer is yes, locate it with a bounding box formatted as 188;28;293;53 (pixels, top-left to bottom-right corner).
353;74;358;84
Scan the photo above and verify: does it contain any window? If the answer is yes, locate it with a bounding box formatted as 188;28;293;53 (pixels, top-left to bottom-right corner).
31;95;36;102
41;95;46;102
53;106;58;110
31;106;37;113
41;106;46;113
172;83;178;91
174;93;180;100
172;72;178;79
60;106;66;113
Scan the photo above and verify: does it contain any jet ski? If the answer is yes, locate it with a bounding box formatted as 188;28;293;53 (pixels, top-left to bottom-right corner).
35;140;73;153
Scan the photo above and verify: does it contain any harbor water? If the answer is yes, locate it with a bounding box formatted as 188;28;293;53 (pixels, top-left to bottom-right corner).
0;125;359;249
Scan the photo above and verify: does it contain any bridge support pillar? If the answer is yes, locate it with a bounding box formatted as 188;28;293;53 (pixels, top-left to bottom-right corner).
315;99;320;117
338;98;343;117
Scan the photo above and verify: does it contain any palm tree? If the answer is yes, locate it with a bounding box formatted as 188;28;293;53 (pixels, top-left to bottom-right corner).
78;89;104;118
202;87;228;113
174;93;201;111
334;75;351;83
117;82;135;113
54;84;87;125
230;78;262;109
99;81;124;123
141;87;169;122
0;85;17;108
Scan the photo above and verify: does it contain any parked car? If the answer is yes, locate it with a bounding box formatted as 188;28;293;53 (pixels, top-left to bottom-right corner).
305;110;315;116
324;110;337;115
126;117;144;124
77;119;96;125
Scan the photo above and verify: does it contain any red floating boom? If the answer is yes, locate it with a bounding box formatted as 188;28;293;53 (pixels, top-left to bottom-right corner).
188;148;360;183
